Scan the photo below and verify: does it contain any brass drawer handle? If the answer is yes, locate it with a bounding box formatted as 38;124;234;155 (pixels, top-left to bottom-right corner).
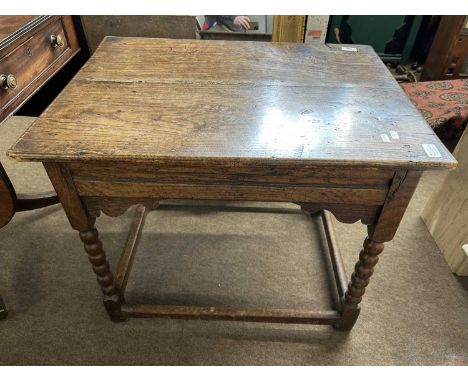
0;74;17;90
50;34;65;48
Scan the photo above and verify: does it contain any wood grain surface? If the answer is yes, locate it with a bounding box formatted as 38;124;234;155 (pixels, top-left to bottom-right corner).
80;16;196;53
0;16;37;42
8;37;456;170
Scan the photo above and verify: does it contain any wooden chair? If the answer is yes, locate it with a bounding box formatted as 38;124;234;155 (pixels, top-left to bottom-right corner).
0;163;58;229
1;166;59;320
0;118;59;320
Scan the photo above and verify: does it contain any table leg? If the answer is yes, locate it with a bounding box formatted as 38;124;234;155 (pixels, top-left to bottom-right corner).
44;163;421;327
334;170;422;330
44;163;125;322
335;232;384;330
79;226;125;321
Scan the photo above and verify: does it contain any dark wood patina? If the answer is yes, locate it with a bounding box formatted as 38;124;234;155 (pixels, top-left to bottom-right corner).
8;37;456;330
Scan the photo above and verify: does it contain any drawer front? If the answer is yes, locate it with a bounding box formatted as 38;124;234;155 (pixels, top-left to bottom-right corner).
0;16;79;119
68;161;393;206
73;177;389;205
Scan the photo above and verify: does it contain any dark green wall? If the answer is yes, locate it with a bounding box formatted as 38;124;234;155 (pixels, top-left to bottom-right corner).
326;15;423;64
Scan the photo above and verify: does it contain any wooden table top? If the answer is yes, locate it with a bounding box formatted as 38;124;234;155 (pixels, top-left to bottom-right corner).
8;37;456;170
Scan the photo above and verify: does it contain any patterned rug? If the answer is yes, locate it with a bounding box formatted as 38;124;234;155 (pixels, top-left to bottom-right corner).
401;79;468;152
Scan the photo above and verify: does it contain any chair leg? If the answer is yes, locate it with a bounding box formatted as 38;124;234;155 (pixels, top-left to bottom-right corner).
15;191;59;212
0;294;7;319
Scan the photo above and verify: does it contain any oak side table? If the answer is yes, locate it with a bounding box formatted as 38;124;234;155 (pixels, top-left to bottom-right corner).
8;37;456;330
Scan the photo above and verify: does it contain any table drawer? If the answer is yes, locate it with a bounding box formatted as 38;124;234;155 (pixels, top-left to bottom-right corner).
0;16;79;118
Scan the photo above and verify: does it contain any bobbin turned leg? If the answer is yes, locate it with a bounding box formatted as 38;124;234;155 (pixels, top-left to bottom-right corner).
335;234;384;331
44;163;125;322
333;171;422;330
79;226;125;321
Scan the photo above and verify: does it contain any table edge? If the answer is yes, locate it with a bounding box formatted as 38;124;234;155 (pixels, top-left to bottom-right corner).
7;150;458;171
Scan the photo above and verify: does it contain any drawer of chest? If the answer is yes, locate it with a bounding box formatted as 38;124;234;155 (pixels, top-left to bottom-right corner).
0;17;76;113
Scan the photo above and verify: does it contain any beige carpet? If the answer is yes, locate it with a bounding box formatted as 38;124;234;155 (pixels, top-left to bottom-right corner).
0;116;467;365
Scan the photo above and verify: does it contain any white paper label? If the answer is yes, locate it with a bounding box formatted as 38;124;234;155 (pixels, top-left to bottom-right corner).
422;144;442;158
390;131;399;139
380;134;391;143
341;46;357;52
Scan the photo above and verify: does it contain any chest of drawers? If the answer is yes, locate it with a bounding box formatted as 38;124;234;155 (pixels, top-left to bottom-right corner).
0;15;85;230
0;15;81;120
